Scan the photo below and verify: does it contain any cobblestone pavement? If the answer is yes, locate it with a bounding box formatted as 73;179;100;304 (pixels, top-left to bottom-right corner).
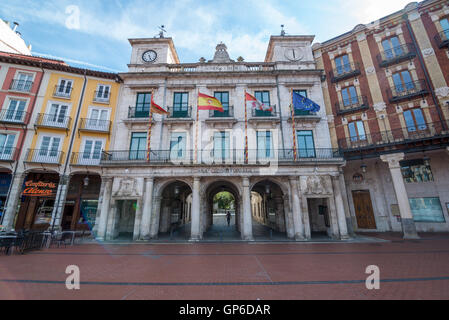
0;232;448;300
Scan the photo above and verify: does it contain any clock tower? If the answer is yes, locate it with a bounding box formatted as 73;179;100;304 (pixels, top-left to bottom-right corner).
128;37;180;70
264;35;315;68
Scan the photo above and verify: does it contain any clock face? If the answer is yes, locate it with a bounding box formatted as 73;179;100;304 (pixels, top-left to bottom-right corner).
285;48;303;61
142;50;157;63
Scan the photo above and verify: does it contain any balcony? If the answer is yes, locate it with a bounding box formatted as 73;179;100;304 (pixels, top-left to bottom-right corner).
337;120;449;159
387;80;428;103
9;79;33;92
101;148;343;166
0;147;18;162
335;95;369;115
377;44;416;68
53;85;73;99
209;106;234;118
0;109;30;124
71;152;101;166
78;118;111;133
24;149;64;164
35;113;71;130
251;106;277;118
128;106;150;119
93;91;111;104
167;106;192;118
435;30;449;49
329;62;361;83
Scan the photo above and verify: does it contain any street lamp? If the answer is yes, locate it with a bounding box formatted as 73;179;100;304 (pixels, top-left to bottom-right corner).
83;176;89;188
360;163;367;173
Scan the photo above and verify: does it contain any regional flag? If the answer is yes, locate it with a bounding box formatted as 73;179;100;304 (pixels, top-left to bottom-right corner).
197;92;224;112
245;92;272;111
151;93;168;115
292;91;321;113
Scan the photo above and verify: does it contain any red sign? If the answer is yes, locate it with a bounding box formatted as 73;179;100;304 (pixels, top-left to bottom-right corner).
22;180;57;197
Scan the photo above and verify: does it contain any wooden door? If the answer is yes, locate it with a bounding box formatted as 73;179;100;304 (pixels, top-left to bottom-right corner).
352;190;377;229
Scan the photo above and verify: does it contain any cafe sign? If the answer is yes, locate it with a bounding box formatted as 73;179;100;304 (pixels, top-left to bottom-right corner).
22;180;58;197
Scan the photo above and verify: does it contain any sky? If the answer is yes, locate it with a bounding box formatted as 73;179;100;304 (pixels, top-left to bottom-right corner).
0;0;412;72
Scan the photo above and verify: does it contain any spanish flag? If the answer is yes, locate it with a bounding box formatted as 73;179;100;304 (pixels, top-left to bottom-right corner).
151;93;169;115
197;92;224;112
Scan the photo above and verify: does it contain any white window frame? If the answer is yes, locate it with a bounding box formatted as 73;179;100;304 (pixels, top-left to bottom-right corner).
10;70;35;92
94;84;111;103
0;131;17;161
55;78;74;98
35;134;64;163
86;106;110;131
79;137;106;165
1;96;30;123
44;100;72;128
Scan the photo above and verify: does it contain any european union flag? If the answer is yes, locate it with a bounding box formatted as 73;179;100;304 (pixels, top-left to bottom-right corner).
292;91;321;113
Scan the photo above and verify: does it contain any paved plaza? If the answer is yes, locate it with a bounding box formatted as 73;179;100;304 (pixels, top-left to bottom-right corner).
0;232;448;300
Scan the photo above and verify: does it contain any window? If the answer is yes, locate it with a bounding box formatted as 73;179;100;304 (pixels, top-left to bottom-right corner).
4;99;26;122
382;36;403;59
12;72;33;91
81;139;103;165
56;79;73;97
392;70;414;93
173;92;189;117
95;84;111;102
213;92;229;116
129;132;147;160
213;131;230;160
400;159;434;183
293;90;311;116
341;86;359;107
297;130;315;158
348;121;366;142
334;54;351;75
37;136;61;162
254;91;271;116
45;103;69;127
0;133;15;160
257;131;273;160
170;132;187;159
403;109;427;132
409;197;445;222
87;108;109;131
440;18;449;39
135;93;151;117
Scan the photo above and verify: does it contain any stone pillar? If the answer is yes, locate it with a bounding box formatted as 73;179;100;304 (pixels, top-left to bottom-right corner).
49;175;70;231
96;177;113;240
289;177;305;240
338;168;355;236
332;175;350;240
140;178;154;240
1;173;25;230
381;153;419;239
241;177;253;240
149;196;161;239
274;197;286;233
446;146;449;155
190;177;201;240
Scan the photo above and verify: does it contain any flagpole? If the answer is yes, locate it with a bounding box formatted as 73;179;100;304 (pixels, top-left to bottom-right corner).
195;93;199;164
244;91;248;164
147;91;154;162
290;89;297;161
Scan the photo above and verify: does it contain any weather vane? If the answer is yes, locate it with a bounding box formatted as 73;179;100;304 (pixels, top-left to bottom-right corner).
158;25;167;38
281;25;286;36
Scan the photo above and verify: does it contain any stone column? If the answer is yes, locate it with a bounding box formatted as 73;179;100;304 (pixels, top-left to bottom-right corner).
332;175;350;240
140;178;154;240
149;196;161;239
446;146;449;155
289;177;305;240
190;177;201;240
1;173;25;230
96;177;113;240
339;168;355;236
241;177;253;240
274;197;286;233
49;175;70;231
381;153;419;239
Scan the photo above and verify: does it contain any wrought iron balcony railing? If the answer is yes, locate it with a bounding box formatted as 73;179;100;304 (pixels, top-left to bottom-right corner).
0;109;30;124
79;118;111;132
53;85;73;99
251;105;277;117
209;105;234;118
0;147;18;162
167;106;192;118
9;79;33;92
329;62;361;83
387;80;428;103
24;149;64;164
101;148;342;165
93;91;111;103
128;106;150;119
71;152;102;166
337;121;449;152
435;29;449;49
377;43;416;68
35;113;71;129
335;95;369;115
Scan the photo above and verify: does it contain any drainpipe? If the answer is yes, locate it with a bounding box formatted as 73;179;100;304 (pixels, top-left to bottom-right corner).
1;62;45;226
403;14;447;130
50;70;88;231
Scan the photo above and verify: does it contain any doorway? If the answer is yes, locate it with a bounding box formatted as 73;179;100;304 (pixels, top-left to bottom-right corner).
352;190;377;229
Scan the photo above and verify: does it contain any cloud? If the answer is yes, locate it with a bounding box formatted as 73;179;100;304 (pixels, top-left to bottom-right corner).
337;0;411;24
